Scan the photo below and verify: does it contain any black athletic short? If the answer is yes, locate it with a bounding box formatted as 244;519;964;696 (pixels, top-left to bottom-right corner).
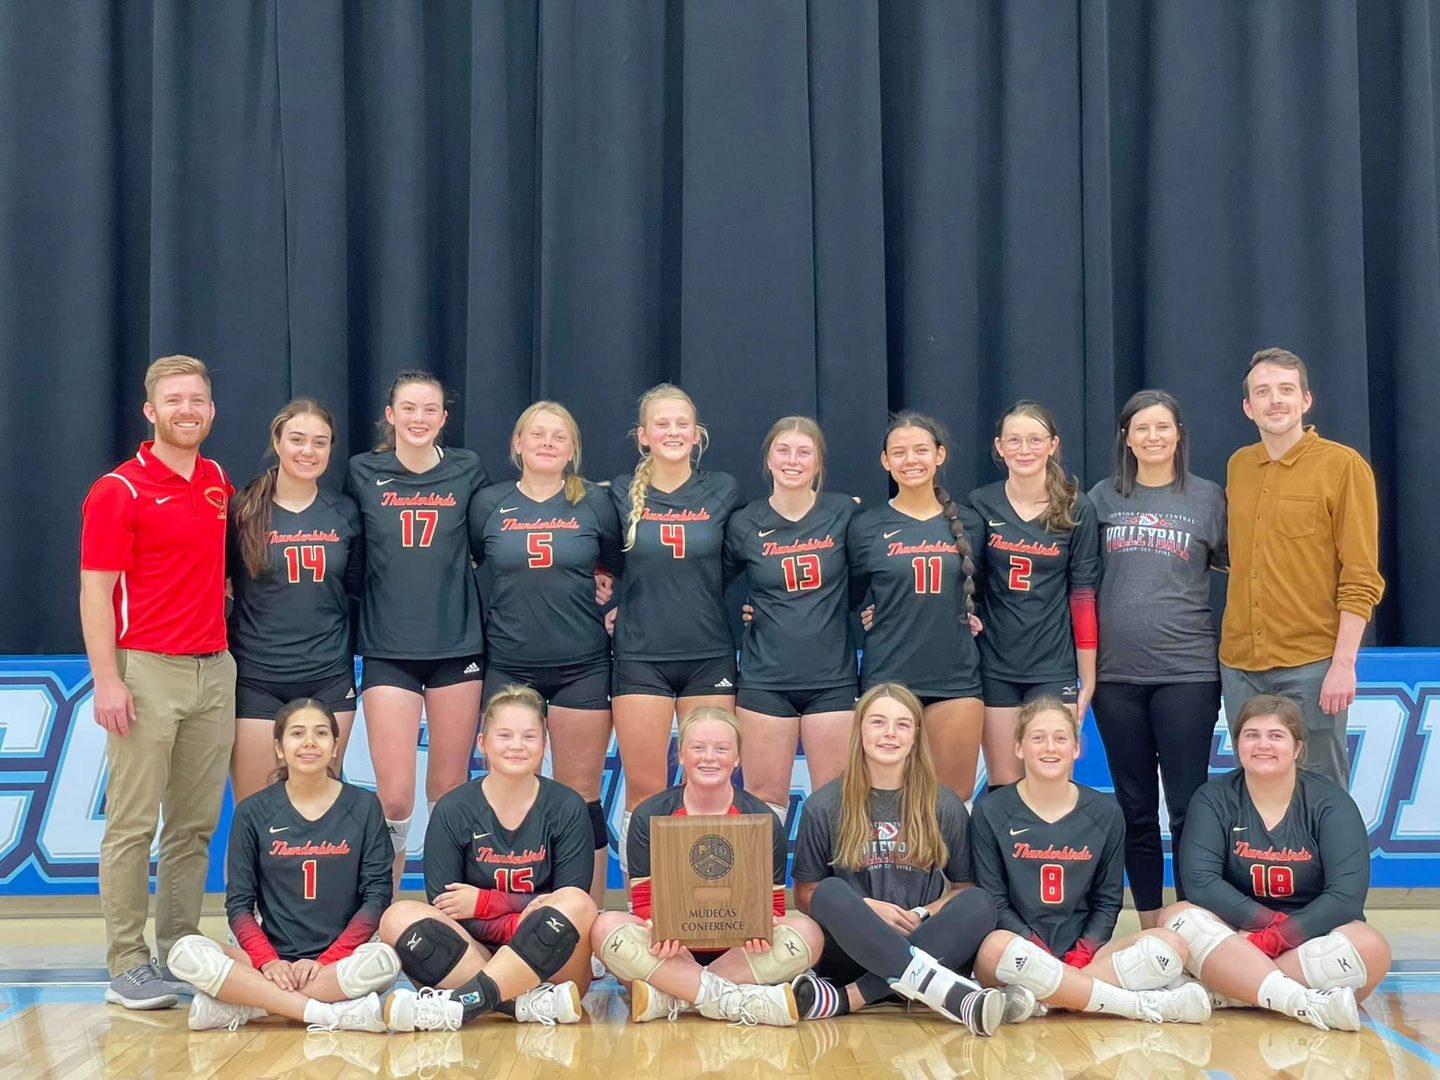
735;685;856;719
862;682;982;709
981;676;1078;709
481;656;611;712
611;655;738;699
360;654;485;695
235;668;357;720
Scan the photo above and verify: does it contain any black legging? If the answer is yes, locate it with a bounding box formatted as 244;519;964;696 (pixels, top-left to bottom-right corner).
808;877;997;1004
1090;679;1221;910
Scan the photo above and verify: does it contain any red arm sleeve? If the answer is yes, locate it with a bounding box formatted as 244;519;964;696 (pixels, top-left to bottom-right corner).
230;912;280;969
1069;588;1097;650
316;911;381;966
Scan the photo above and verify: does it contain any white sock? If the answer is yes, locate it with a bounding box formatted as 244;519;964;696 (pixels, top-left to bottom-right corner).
1257;970;1310;1019
1085;980;1145;1019
302;998;333;1025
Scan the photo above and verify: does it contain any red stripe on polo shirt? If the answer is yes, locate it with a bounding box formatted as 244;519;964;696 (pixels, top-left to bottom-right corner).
81;441;233;654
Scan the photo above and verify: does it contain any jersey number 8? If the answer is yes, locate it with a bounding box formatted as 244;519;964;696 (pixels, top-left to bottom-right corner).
1040;863;1065;905
1249;864;1294;899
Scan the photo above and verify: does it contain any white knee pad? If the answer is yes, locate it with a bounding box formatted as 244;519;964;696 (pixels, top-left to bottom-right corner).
335;941;402;997
386;816;412;855
1297;932;1367;990
744;923;813;985
618;811;633;877
1111;935;1185;990
167;935;234;997
598;922;664;983
995;936;1064;999
1164;907;1235;975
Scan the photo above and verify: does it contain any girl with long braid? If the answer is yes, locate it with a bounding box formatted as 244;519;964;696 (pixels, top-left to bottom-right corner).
847;412;985;798
970;400;1101;787
607;384;742;873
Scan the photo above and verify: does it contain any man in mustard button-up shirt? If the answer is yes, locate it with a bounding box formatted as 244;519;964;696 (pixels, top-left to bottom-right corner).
1219;348;1385;789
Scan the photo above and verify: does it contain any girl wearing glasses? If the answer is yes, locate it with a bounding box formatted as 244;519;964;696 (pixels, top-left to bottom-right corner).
969;401;1100;787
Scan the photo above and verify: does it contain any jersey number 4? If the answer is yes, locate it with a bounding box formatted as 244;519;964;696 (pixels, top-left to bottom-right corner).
1008;555;1033;592
527;532;553;569
494;867;534;893
1040;863;1065;905
283;545;326;583
399;509;439;548
1249;864;1294;899
781;554;822;592
660;523;686;558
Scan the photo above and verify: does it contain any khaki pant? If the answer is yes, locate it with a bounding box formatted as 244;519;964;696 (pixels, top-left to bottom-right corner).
100;649;236;976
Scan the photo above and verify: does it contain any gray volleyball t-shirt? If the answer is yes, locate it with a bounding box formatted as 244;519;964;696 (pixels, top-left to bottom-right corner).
791;779;971;909
1088;475;1227;683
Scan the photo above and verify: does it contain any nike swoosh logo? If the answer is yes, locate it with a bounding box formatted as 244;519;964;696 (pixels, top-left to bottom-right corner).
758;529;775;537
375;478;395;486
155;496;174;504
499;507;519;514
1232;826;1247;832
1009;827;1029;836
988;520;1005;527
883;530;902;539
269;826;290;834
472;832;489;841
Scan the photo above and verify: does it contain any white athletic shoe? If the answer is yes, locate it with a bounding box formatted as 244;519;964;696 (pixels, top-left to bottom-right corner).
303;1030;384;1074
307;992;387;1034
386;1033;462;1077
187;993;266;1032
514;981;583;1025
385;987;463;1032
696;972;798;1027
1135;980;1212;1024
631;979;692;1023
592;955;608;981
1001;984;1048;1023
1299;986;1360;1032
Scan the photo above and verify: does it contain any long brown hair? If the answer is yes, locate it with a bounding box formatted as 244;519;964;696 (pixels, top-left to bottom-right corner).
882;411;977;617
761;415;826;492
510;400;587;504
832;684;948;873
232;398;336;578
622;383;709;550
271;698;341;783
994;399;1079;532
374;369;446;452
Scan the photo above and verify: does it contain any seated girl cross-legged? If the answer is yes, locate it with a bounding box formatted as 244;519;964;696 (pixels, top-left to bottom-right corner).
168;699;400;1032
590;706;824;1027
378;685;600;1031
970;695;1211;1025
1160;693;1390;1032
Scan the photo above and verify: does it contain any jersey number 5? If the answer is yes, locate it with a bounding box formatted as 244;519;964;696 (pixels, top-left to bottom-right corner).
283;544;326;583
660;523;685;558
1008;555;1033;592
1040;863;1064;905
1250;864;1294;899
527;532;553;569
400;509;439;548
494;867;534;893
781;554;822;592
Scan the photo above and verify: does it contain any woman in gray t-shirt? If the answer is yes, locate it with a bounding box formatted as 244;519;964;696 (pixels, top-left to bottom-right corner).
1088;390;1227;930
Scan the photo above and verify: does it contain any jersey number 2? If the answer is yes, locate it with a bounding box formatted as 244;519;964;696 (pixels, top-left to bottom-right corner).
1008;555;1033;592
302;858;318;901
660;523;685;558
1040;863;1064;905
283;544;326;583
494;867;534;893
400;509;439;548
781;554;822;591
527;532;553;568
1249;864;1294;898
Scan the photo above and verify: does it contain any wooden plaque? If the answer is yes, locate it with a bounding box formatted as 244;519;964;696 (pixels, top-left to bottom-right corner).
650;814;774;949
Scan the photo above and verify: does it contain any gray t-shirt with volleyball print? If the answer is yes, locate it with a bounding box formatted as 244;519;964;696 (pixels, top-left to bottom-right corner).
791;779;972;910
1088;475;1227;683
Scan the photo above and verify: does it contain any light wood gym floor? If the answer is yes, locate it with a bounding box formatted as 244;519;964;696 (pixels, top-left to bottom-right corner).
4;905;1440;1079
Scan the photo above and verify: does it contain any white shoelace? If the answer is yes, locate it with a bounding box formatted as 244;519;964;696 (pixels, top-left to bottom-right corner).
414;988;462;1032
521;985;559;1027
719;986;760;1027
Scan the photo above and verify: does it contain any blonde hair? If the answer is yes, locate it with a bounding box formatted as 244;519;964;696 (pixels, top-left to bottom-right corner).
832;684;948;873
145;355;210;402
1232;694;1307;762
622;383;708;550
481;684;548;738
677;705;742;754
510;400;587;504
761;415;826;491
1015;694;1079;742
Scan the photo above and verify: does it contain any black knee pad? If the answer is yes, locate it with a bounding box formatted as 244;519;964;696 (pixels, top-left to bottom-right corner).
587;800;609;851
508;907;580;980
394;919;468;988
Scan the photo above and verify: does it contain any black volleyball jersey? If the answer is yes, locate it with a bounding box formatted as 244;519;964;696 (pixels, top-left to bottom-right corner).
968;482;1101;682
608;469;741;661
345;447;488;659
468;481;622;666
847;503;984;695
970;783;1126;957
227;489;363;680
226;782;393;964
1180;768;1370;950
626;784;788;920
725;492;858;690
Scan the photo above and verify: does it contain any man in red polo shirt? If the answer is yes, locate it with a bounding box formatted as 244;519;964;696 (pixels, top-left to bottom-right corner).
80;355;236;1009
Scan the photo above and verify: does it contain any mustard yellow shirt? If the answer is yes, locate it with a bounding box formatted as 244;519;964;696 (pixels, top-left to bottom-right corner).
1220;426;1384;671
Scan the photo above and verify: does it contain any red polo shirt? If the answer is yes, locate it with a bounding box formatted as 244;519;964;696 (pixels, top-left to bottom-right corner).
80;441;233;654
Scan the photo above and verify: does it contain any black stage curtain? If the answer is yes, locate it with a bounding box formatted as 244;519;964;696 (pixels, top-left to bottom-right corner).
2;1;1435;654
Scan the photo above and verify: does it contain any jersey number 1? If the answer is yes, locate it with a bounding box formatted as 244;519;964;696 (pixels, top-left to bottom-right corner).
1040;863;1064;905
283;544;326;583
1249;864;1294;898
302;858;318;901
660;523;686;558
781;554;822;591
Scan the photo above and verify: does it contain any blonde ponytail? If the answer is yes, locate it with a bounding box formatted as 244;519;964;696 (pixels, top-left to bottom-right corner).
623;455;655;551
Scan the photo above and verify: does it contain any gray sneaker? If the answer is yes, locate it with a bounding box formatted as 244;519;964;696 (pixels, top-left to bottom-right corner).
105;960;180;1010
157;963;197;998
